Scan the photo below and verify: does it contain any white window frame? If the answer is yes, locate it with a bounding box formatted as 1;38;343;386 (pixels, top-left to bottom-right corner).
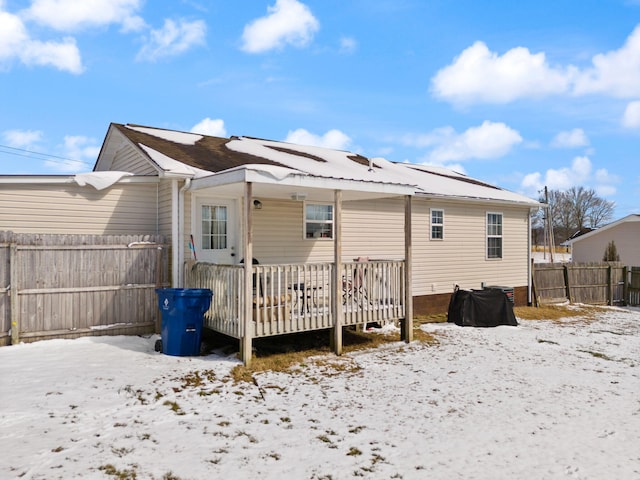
304;202;334;240
486;211;503;260
430;208;444;240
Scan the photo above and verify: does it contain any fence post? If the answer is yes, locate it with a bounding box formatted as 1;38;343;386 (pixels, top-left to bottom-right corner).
9;244;18;345
607;264;612;306
563;264;572;303
623;266;628;306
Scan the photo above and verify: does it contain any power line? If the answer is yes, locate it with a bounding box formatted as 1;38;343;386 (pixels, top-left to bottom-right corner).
0;144;92;168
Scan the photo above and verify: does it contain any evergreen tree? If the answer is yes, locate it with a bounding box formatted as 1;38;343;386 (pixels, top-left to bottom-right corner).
603;240;620;262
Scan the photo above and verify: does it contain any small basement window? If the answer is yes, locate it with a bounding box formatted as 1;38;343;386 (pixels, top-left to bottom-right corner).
305;203;333;239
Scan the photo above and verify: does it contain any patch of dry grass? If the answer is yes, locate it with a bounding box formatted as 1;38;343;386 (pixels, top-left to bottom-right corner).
513;304;602;322
231;323;437;382
230;304;606;382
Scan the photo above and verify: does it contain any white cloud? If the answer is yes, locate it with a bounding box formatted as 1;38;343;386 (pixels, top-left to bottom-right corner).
431;25;640;105
59;135;100;163
594;167;620;185
191;118;227;137
285;128;351;150
430;41;572;105
23;37;83;73
573;25;640;98
520;156;618;197
136;19;206;62
2;129;43;147
339;36;357;54
406;121;522;163
241;0;319;54
0;10;83;73
621;100;640;128
551;128;589;148
23;0;145;32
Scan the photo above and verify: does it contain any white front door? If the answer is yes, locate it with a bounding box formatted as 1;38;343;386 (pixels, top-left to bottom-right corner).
194;198;237;264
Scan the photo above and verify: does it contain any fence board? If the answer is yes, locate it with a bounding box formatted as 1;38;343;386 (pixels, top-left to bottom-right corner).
629;267;640;306
0;231;168;345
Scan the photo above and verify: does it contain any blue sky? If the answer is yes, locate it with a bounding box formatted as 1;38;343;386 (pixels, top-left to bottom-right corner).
1;0;639;219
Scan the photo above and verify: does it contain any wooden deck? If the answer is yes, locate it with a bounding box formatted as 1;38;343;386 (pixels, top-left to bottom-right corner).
184;260;406;339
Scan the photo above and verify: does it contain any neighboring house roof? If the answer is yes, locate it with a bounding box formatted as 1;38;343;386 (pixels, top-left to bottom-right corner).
568;214;640;244
96;123;539;207
560;227;595;246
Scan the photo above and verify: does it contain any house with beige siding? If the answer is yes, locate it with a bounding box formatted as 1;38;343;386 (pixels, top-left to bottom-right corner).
569;214;640;266
1;123;539;363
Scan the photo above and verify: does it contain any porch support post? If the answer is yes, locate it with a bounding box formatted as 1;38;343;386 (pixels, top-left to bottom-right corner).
401;195;413;342
241;182;253;366
331;189;343;355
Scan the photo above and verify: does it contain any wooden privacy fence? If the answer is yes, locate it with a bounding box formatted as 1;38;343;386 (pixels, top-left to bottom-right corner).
0;232;168;346
532;262;638;306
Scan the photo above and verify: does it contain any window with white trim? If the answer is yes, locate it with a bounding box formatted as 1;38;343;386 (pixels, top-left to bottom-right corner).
201;205;228;250
305;203;333;239
487;212;503;259
430;208;444;240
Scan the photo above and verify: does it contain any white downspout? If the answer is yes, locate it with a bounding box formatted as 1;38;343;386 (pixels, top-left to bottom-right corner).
177;178;191;287
171;179;179;287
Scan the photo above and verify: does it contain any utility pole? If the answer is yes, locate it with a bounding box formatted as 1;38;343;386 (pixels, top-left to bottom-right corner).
544;186;555;263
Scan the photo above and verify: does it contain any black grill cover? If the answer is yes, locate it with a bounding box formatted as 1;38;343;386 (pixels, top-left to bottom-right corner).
447;287;518;327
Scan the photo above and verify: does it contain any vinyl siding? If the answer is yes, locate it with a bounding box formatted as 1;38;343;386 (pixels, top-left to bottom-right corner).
572;223;640;266
411;199;531;295
0;183;159;235
182;194;532;294
253;199;336;263
158;181;174;237
110;142;158;175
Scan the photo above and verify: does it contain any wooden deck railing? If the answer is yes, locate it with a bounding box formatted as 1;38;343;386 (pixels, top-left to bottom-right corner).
185;260;406;339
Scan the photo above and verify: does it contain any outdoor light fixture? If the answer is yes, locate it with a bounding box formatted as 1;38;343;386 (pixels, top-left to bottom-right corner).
290;192;307;201
253;199;263;209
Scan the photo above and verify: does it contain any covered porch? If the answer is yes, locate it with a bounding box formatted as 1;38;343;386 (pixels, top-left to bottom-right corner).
181;166;416;365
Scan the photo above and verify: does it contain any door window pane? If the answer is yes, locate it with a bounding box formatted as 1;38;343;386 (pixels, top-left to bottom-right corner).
202;205;228;250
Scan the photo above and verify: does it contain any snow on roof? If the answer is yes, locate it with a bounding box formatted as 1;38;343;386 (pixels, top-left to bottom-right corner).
126;125;202;146
138;144;211;178
216;163;308;181
113;125;538;206
225;136;538;205
74;171;133;190
404;163;468;178
226;137;418;188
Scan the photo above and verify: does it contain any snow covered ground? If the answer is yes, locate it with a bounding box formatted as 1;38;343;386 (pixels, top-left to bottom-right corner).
532;251;572;263
1;307;639;480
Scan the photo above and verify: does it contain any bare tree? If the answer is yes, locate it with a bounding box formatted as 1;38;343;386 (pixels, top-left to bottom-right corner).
588;196;616;228
543;186;615;242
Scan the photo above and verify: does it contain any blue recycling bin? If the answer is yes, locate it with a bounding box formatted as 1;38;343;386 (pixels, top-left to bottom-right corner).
156;288;212;356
